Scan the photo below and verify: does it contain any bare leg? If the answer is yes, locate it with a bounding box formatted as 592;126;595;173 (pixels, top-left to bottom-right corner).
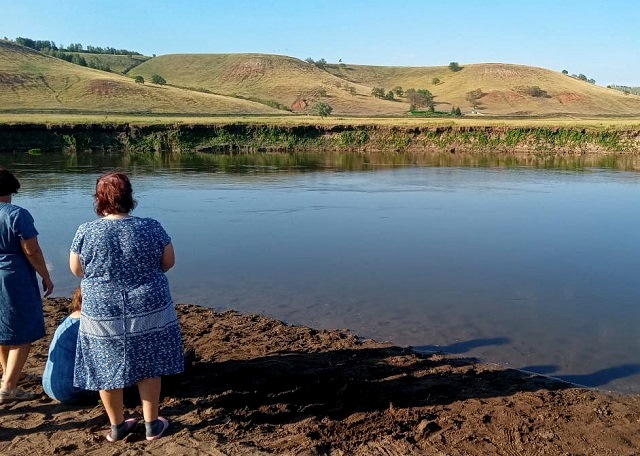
0;344;31;390
0;345;9;376
99;388;124;426
137;377;161;422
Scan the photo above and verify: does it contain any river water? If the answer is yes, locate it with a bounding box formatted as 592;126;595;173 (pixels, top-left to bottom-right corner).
4;150;640;393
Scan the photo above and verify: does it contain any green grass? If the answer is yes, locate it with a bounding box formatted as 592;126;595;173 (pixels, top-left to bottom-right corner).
3;36;640;119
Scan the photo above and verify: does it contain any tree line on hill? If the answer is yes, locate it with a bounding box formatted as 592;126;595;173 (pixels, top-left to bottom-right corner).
561;69;596;85
9;36;145;73
608;85;640;96
13;37;142;55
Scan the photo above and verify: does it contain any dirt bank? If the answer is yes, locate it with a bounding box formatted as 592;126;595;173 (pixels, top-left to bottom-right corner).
1;298;640;455
1;122;639;155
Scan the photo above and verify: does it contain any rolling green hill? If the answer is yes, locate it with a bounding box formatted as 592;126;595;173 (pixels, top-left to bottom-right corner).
128;53;403;116
0;40;285;115
325;62;640;116
2;38;640;118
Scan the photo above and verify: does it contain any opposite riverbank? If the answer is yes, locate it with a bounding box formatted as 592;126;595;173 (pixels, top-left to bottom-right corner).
1;297;640;455
1;118;640;155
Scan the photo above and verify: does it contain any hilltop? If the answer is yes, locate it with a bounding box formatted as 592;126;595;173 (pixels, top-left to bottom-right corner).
1;39;640;118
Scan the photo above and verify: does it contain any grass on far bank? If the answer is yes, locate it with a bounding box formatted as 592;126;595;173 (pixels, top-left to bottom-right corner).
1;112;639;129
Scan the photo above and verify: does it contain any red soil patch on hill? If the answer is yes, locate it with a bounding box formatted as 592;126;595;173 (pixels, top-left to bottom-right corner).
557;92;585;104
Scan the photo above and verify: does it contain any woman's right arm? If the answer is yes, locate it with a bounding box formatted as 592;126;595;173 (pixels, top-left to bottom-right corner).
161;243;175;272
21;236;54;297
69;252;84;277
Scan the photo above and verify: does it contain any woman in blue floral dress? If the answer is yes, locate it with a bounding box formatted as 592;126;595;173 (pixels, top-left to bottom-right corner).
70;171;183;442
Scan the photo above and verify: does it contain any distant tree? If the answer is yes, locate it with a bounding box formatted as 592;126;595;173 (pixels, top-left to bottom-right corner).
371;87;386;98
70;54;86;66
312;101;333;117
432;77;441;85
384;90;395;101
577;74;588;82
347;85;357;95
451;106;462;116
448;61;462;72
588;78;596;84
151;74;166;85
134;75;145;84
305;57;315;65
562;69;568;75
465;88;484;106
406;88;434;108
88;60;111;72
393;86;404;96
15;37;36;49
315;58;327;69
33;39;56;51
522;86;548;97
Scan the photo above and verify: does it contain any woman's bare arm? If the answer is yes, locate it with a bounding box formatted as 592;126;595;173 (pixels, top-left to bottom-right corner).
69;252;84;278
21;236;54;297
161;243;175;272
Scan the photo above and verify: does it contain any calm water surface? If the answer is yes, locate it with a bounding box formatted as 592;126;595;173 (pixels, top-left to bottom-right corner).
5;151;640;393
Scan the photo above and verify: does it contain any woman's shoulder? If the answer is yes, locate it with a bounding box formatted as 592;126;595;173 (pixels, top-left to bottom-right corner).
76;219;101;231
73;219;108;237
4;203;32;218
1;204;35;227
134;217;164;229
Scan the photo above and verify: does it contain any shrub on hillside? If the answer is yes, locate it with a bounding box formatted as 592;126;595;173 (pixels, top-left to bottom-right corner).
312;101;332;118
151;74;166;85
518;85;549;98
465;88;484;106
406;88;434;108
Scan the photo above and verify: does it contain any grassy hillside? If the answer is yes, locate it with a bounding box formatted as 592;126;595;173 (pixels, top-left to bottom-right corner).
0;40;285;115
2;38;640;118
327;62;640;116
131;55;640;117
129;53;404;116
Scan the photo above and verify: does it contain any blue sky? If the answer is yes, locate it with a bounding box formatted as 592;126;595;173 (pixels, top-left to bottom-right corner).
3;0;639;86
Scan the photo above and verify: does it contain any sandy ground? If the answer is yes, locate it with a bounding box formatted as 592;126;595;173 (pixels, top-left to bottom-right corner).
1;297;640;455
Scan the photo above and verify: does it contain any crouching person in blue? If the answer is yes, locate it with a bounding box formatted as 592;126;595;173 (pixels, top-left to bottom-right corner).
42;287;97;404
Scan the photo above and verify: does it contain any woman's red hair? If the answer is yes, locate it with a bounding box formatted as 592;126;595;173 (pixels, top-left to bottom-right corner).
94;171;137;216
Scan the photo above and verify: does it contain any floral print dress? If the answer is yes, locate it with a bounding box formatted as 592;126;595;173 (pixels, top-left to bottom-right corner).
70;217;184;390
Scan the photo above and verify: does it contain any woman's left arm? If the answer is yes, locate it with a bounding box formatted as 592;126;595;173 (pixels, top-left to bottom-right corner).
21;236;54;297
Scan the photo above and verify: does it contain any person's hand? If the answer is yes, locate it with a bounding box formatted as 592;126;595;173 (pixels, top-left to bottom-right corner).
42;277;54;297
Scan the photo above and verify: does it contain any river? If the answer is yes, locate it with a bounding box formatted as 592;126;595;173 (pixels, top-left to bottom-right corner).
5;150;640;393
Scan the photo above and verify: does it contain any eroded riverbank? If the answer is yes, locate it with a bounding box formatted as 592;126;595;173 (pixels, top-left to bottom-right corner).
1;122;639;155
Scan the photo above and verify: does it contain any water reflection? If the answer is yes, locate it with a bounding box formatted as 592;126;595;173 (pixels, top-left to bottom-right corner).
7;150;640;180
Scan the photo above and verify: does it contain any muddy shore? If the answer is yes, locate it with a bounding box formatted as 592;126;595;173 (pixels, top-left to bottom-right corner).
1;297;640;455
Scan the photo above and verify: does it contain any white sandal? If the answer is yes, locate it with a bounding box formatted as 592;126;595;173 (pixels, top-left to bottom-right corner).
0;387;37;404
